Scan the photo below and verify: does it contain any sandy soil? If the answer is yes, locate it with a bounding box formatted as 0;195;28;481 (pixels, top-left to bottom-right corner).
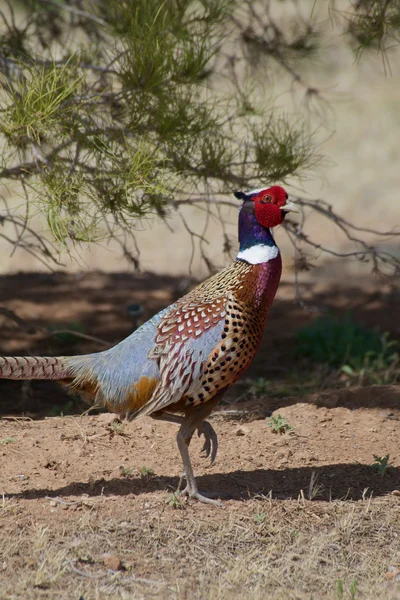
1;391;400;599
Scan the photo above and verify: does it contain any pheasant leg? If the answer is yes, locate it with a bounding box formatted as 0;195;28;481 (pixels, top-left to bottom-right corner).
177;426;222;506
176;396;223;506
151;411;218;464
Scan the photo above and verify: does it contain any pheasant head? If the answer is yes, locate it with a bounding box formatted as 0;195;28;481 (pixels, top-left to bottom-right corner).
235;185;297;264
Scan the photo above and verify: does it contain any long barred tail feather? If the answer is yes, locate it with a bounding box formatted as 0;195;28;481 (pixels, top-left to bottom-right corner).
0;356;70;380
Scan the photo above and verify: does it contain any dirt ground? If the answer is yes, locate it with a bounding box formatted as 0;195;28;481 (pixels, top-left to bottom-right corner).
0;271;400;599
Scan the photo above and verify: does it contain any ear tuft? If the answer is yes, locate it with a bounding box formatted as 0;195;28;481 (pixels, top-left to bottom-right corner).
234;191;247;200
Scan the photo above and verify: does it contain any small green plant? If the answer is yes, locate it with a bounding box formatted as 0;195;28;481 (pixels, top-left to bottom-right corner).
295;313;398;367
0;437;16;445
341;332;399;385
336;579;358;600
349;578;358;600
139;466;155;478
254;512;267;524
336;578;358;599
110;421;125;436
266;414;292;435
336;578;357;600
119;465;134;478
371;454;391;476
49;399;75;416
249;378;270;397
294;313;399;386
168;491;183;509
336;577;344;599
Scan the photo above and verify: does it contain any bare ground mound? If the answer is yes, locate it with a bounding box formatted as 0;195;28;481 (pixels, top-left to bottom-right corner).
0;271;399;599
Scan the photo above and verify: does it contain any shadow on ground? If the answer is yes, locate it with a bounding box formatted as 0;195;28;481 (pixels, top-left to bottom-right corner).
226;385;400;417
7;463;400;503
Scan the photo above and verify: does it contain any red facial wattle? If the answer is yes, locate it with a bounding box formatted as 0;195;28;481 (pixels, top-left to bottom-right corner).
254;203;283;228
253;186;288;229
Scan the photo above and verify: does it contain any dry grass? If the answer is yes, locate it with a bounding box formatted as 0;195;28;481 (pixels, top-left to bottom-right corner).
1;387;400;599
1;491;400;599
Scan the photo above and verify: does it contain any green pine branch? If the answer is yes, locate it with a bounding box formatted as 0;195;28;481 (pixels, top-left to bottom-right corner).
0;0;398;275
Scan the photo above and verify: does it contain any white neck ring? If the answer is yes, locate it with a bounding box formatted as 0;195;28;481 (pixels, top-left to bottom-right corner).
237;244;279;265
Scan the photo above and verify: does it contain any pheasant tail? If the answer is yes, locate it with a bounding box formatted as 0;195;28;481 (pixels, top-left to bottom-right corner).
0;356;70;380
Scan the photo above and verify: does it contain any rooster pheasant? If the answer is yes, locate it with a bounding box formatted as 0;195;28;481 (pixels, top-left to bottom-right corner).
0;186;296;505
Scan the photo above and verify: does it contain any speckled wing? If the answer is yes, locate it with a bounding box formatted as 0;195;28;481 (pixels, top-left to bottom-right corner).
134;297;229;417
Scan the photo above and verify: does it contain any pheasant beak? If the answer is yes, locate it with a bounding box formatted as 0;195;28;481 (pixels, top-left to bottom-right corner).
281;198;299;213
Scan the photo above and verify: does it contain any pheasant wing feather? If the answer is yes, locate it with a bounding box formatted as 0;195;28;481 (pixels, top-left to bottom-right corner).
134;297;228;416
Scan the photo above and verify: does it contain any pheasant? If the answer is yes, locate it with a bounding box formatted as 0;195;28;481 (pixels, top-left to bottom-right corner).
0;185;297;505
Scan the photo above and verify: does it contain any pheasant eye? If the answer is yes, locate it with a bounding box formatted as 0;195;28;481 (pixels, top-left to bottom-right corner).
260;194;272;204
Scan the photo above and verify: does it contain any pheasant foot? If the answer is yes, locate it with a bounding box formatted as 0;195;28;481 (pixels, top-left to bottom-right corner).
177;475;223;506
180;485;223;506
198;420;218;463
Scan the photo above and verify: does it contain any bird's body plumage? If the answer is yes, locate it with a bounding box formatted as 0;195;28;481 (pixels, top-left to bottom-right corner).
0;185;295;505
53;254;281;416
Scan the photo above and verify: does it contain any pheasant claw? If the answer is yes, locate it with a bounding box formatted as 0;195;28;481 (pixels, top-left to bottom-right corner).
197;420;218;464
